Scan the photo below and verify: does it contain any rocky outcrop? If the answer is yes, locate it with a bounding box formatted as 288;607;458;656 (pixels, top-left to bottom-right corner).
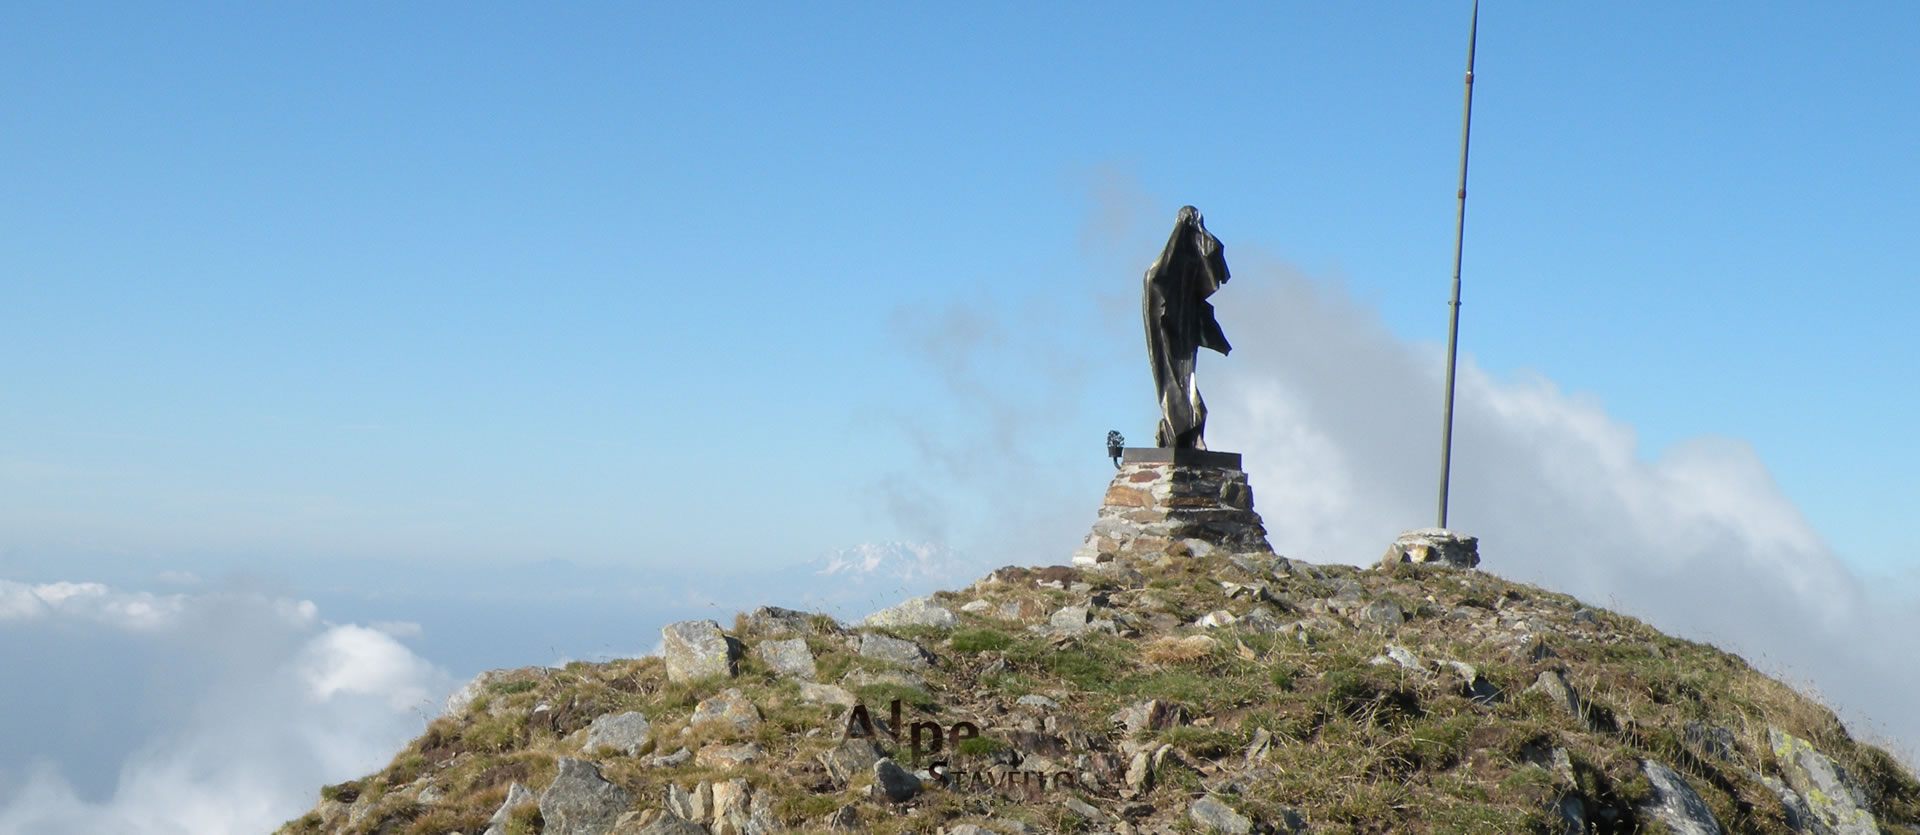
753;637;817;680
864;596;958;628
540;757;637;835
1189;795;1254;833
583;711;653;757
739;605;827;637
818;737;883;786
1638;760;1723;835
872;758;923;802
662;620;741;683
854;633;934;669
691;688;761;733
445;669;512;716
1527;669;1588;729
1769;727;1880;835
479;781;536;835
278;545;1920;835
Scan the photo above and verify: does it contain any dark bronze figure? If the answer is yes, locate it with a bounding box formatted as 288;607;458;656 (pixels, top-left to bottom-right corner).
1143;206;1232;449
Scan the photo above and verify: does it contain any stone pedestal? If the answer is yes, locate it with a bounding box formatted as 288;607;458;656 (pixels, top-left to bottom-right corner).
1071;448;1273;568
1379;528;1480;569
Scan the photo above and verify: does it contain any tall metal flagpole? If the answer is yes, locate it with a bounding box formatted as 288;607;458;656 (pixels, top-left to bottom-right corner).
1437;0;1479;529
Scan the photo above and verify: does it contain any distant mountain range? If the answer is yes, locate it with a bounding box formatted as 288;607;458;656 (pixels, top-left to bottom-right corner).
747;541;981;622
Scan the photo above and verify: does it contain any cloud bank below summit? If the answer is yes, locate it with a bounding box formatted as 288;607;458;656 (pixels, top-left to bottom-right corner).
0;581;449;835
1206;260;1919;766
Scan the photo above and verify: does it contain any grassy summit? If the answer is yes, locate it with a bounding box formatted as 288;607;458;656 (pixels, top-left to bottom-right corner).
277;551;1920;834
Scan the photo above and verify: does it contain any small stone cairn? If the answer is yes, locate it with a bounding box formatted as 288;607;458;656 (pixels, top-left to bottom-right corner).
1072;448;1271;568
1379;527;1480;570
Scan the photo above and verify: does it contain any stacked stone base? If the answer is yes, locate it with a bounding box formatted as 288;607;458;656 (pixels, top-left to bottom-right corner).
1072;448;1273;568
1380;527;1480;570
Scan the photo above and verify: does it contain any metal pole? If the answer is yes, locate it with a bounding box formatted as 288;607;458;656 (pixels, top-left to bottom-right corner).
1437;0;1478;529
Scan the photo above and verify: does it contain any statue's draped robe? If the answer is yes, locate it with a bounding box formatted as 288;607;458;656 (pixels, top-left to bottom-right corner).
1143;206;1232;449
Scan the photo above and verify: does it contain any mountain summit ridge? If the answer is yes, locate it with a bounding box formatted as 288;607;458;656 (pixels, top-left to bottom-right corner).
277;549;1920;834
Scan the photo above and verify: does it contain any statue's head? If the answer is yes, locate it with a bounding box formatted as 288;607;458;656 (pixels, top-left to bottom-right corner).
1161;206;1226;287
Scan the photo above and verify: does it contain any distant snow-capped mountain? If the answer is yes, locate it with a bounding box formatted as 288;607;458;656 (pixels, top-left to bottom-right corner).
810;541;970;583
736;541;981;621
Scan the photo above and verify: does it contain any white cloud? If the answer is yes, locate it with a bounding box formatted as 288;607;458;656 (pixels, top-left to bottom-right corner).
0;580;200;631
1207;259;1919;766
0;581;450;835
299;625;439;710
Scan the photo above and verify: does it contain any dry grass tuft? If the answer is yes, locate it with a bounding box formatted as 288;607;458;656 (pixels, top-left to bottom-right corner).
1141;635;1217;665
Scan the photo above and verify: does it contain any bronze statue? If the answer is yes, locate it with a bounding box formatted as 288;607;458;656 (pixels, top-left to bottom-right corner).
1143;206;1232;449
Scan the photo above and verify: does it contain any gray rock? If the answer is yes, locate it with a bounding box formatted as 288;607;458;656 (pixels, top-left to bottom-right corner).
754;637;817;680
1178;538;1217;557
1555;794;1586;835
798;681;857;706
1638;760;1724;835
1380;527;1480;569
346;791;375;826
695;742;766;768
1060;795;1105;821
864;597;958;629
1050;605;1094;634
1238;607;1288;634
1275;807;1309;834
1189;795;1254;834
1016;694;1060;710
446;669;512;716
662;620;740;683
1328;579;1365;601
691;688;761;732
540;757;637;835
1359;598;1406;627
1758;775;1814;833
997;599;1046;621
1245;726;1274;763
645;747;692;768
1194;609;1238;629
818;737;884;785
710;777;760;835
945;825;996;835
1111;699;1188;736
873;757;923;802
821;804;860;831
583;711;653;757
664;782;706;823
1527;670;1587;729
959;599;993;614
1125;750;1154;794
1551;747;1576;784
1440;659;1501;703
740;605;830;636
481;781;537;835
1373;643;1423;672
1684;721;1736;761
1769;727;1879;834
857;633;934;669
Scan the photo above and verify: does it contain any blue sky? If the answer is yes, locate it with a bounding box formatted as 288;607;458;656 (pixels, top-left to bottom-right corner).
7;3;1914;576
3;3;1918;832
